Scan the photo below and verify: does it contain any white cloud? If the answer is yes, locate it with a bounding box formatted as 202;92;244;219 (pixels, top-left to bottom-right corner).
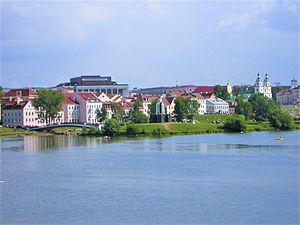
219;14;251;27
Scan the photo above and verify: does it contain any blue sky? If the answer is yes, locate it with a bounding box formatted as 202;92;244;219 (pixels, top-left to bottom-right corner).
1;0;299;89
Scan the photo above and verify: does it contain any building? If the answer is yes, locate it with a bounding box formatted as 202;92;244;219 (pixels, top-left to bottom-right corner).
2;99;64;128
71;93;102;124
276;91;294;105
291;86;300;104
2;88;38;103
56;75;129;96
64;94;80;123
181;92;206;115
254;73;272;98
291;77;298;89
206;98;229;114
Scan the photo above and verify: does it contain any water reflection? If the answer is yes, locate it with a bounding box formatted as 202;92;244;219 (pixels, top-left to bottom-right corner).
0;133;299;152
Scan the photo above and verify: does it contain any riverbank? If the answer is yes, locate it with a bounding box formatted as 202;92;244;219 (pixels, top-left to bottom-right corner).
0;127;37;137
1;114;299;137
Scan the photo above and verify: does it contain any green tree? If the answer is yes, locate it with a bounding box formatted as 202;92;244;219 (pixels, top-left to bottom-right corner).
235;96;244;115
174;97;199;122
268;109;294;130
112;102;125;122
214;85;230;100
186;98;200;121
271;86;284;100
243;102;253;120
248;93;270;121
102;119;120;136
96;107;108;123
174;97;188;122
233;86;244;97
0;86;3;99
149;100;157;115
224;117;246;132
130;100;148;123
33;89;65;124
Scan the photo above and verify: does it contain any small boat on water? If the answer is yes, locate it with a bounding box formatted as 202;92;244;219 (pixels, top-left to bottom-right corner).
276;137;284;141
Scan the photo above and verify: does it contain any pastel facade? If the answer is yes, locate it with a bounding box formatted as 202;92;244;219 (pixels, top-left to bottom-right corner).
71;93;102;124
64;94;80;123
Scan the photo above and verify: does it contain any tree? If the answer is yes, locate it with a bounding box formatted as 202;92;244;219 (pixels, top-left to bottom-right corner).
33;89;65;124
149;100;157;115
130;100;148;123
243;102;253;120
248;93;270;121
96;107;108;123
112;102;125;122
186;98;200;121
235;96;244;115
102;119;120;136
0;86;3;99
174;97;199;122
174;97;188;122
268;109;294;130
271;86;284;100
224;117;246;132
214;84;230;100
233;86;244;97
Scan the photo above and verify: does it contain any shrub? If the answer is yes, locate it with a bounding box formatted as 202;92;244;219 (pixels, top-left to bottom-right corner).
152;128;164;135
268;109;294;130
102;119;120;136
126;125;138;136
224;118;246;132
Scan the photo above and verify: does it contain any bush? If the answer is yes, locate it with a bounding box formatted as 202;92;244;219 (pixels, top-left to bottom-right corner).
152;128;164;135
268;109;294;130
126;125;138;136
102;119;120;136
224;118;246;132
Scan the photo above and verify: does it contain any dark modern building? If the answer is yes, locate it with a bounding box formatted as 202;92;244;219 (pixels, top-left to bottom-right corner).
56;75;129;96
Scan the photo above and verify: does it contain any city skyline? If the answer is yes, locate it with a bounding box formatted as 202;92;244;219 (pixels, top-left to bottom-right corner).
1;1;299;88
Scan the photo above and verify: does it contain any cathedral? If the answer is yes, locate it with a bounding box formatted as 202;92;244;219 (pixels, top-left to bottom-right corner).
254;73;272;99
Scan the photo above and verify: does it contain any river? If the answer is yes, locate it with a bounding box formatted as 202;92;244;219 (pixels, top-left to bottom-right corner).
1;131;299;224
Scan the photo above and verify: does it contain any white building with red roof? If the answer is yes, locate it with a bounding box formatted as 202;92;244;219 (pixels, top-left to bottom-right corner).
64;94;80;123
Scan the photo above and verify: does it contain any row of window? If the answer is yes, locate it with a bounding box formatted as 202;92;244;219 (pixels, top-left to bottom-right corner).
77;88;124;95
68;105;79;110
4;112;21;116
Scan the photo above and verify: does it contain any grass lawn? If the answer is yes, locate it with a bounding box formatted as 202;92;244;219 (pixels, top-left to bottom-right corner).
0;127;34;137
51;127;83;134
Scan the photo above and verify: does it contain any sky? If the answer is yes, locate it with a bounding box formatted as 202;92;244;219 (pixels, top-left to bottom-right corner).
0;0;299;89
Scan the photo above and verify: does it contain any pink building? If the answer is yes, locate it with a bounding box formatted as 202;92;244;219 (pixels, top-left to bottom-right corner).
64;94;80;123
71;93;102;124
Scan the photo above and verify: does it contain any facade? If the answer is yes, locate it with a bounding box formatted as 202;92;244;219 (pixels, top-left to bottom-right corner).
291;86;300;104
181;93;206;115
2;88;38;103
276;91;294;105
206;98;229;114
254;73;272;98
64;94;80;123
291;77;298;89
71;93;102;124
56;75;129;96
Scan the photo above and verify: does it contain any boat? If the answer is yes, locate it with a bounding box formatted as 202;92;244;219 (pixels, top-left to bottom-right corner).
276;137;284;141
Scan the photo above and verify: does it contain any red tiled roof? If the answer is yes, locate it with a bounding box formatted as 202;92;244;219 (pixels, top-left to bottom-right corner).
121;102;134;110
4;88;37;98
64;93;77;104
168;91;183;97
3;100;29;110
76;93;98;101
194;86;215;93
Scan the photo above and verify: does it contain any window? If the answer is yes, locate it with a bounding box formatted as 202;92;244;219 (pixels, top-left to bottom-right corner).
101;89;106;93
107;89;111;94
113;89;118;94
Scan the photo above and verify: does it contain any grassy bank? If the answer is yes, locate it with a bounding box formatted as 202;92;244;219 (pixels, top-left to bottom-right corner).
0;127;36;137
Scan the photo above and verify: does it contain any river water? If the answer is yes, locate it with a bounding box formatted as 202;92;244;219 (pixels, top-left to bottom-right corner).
1;131;299;224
